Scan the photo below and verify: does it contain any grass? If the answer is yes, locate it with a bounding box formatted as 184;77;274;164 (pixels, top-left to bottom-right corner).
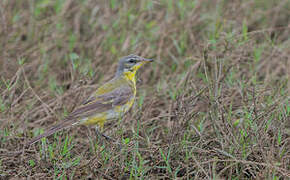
0;0;289;179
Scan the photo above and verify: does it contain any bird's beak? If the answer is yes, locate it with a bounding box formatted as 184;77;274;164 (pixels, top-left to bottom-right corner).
140;57;154;63
132;57;153;71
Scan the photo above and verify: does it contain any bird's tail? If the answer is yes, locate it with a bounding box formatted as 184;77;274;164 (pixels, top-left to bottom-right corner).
25;121;72;147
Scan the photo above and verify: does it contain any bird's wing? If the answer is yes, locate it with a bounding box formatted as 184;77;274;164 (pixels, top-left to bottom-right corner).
68;85;133;119
26;85;133;146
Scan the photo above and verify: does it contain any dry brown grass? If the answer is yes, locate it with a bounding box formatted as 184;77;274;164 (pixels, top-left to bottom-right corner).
0;0;289;179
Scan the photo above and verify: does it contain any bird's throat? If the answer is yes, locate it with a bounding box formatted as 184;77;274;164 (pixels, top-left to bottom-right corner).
123;70;136;85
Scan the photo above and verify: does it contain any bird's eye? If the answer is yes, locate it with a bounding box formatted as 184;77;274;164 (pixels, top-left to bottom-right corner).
128;59;136;63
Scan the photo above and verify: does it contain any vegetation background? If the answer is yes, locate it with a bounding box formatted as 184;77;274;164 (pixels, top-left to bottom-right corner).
0;0;289;179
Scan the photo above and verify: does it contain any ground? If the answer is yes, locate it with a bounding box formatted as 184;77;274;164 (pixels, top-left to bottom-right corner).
0;0;289;179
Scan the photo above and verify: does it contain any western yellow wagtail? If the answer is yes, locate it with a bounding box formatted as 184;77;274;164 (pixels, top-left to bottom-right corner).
27;54;153;146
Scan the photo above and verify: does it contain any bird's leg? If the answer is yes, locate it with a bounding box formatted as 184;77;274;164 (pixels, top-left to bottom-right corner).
95;126;114;141
95;126;122;149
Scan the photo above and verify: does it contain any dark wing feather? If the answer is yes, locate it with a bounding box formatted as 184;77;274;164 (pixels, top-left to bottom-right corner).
69;85;133;119
26;85;133;146
98;86;133;106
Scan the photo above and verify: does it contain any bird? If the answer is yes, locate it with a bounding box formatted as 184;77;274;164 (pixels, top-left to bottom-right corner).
26;54;153;146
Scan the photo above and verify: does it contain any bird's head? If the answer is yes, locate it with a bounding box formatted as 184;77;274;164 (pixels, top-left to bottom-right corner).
116;54;153;77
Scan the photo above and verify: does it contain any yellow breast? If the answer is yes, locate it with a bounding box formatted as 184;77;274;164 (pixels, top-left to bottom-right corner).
123;70;137;96
80;72;137;129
